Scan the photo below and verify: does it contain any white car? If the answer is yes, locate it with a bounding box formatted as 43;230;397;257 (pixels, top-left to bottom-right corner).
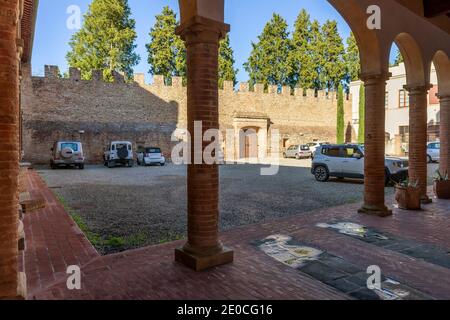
283;145;312;159
137;147;166;166
427;141;440;163
311;144;409;185
307;141;329;158
103;141;134;168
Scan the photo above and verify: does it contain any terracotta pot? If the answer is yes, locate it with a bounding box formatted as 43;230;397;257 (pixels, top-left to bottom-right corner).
434;180;450;199
395;186;421;210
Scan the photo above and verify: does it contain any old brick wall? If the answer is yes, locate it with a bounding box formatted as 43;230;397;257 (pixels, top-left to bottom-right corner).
22;66;353;164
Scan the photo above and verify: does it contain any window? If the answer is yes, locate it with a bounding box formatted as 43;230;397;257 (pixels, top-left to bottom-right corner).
60;143;79;151
322;147;342;157
147;148;161;154
399;125;409;143
429;143;440;150
399;126;409;135
344;147;363;158
385;92;389;108
399;89;409;108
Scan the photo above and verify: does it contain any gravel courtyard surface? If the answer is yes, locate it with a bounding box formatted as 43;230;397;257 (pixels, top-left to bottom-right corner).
36;159;438;254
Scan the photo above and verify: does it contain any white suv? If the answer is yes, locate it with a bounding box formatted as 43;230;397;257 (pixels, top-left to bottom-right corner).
103;141;134;168
427;141;440;163
311;144;409;185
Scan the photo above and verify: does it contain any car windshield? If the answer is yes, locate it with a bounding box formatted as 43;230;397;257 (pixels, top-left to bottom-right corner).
60;143;78;151
307;143;316;147
300;145;310;151
146;148;161;154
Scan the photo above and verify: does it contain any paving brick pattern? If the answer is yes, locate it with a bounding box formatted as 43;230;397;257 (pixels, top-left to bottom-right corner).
23;170;450;300
23;171;98;297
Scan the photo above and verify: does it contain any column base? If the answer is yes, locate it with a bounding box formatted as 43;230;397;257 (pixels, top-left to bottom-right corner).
358;204;392;217
175;247;234;272
420;195;432;204
0;273;27;300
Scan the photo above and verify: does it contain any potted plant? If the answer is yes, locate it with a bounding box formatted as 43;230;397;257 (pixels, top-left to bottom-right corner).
434;170;450;199
395;178;421;210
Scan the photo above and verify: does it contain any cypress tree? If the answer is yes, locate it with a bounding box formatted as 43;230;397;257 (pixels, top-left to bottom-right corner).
219;34;238;89
358;84;365;144
244;14;291;89
67;0;140;81
146;6;185;85
337;84;345;144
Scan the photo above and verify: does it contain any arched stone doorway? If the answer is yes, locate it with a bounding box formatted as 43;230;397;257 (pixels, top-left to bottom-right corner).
233;114;269;161
240;127;259;159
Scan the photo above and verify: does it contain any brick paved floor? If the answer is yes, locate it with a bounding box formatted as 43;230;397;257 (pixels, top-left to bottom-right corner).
23;171;99;297
24;170;450;300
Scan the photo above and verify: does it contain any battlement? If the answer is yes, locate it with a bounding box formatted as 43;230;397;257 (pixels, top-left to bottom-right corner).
38;65;350;100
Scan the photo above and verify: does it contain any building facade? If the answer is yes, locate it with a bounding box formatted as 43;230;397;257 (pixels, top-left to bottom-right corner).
21;65;353;164
350;62;441;155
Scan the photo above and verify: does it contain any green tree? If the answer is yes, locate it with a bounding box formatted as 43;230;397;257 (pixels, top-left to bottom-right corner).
393;47;404;66
344;32;360;83
146;6;185;85
244;14;291;89
358;84;365;144
67;0;140;81
337;84;345;144
288;9;312;89
219;34;238;88
321;20;346;91
309;19;325;91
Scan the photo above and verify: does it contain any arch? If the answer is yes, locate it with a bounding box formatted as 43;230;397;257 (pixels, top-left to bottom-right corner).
393;33;427;86
327;0;386;76
239;127;260;159
432;50;450;96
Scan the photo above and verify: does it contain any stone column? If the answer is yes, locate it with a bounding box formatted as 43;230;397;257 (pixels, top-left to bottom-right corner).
0;0;23;299
438;94;450;176
406;85;432;204
358;74;392;217
175;16;233;271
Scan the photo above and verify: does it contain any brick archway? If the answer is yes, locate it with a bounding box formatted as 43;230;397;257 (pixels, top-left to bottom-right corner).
2;0;450;300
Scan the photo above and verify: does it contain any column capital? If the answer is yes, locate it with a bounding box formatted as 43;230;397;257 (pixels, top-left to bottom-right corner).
176;15;230;45
437;93;450;101
359;72;391;85
403;84;433;95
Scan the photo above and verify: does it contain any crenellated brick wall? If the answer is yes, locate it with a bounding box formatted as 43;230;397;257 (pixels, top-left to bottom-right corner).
22;65;353;164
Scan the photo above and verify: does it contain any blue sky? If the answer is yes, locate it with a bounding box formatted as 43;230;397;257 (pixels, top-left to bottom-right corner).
32;0;398;83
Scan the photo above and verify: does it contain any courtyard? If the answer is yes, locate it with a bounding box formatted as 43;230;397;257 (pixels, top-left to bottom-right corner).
23;167;450;300
35;160;439;255
1;0;450;303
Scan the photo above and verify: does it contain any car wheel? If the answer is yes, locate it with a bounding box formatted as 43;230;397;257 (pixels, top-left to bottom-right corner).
295;154;300;160
107;161;115;168
79;164;84;170
283;153;287;159
314;166;329;182
161;162;165;167
427;155;433;163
